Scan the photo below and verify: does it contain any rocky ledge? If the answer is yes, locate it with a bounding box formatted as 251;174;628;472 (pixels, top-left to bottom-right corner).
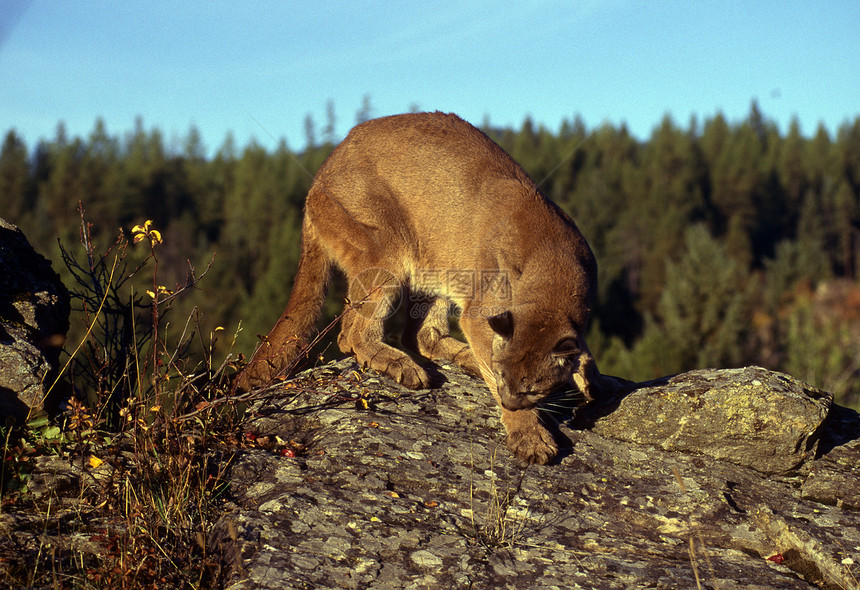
213;359;860;589
0;218;70;422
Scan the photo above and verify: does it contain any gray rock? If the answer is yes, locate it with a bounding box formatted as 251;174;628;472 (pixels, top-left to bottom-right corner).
585;366;832;474
0;218;70;422
214;359;860;589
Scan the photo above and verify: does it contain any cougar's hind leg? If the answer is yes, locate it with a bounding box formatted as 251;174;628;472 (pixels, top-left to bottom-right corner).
232;217;331;393
403;297;480;377
306;185;429;388
338;267;430;389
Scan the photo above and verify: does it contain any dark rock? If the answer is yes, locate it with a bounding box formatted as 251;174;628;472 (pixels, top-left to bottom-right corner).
214;359;860;589
800;404;860;511
801;437;860;510
0;218;70;422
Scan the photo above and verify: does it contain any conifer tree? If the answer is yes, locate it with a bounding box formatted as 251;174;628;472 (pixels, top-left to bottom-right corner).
0;130;31;222
620;224;753;378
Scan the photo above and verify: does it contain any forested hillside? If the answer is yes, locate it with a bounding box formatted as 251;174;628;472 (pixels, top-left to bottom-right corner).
2;103;859;408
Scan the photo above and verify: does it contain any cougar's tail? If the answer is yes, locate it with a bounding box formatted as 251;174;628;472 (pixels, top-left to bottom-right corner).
232;217;331;393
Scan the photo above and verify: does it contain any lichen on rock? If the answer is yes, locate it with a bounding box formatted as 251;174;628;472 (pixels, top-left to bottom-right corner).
584;366;832;474
212;358;860;589
0;218;70;422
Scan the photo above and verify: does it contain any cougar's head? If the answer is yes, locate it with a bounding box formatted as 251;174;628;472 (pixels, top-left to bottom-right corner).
488;308;598;411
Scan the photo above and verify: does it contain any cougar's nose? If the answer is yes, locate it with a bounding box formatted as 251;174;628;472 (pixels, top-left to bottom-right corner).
500;391;539;411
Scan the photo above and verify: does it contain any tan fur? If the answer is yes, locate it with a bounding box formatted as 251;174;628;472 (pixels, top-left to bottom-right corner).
233;112;607;464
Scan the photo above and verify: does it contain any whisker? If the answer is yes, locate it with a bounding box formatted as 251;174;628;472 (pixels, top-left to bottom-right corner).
537;387;587;423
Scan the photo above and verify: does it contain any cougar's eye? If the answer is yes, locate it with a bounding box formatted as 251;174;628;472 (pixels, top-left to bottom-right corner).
552;338;580;357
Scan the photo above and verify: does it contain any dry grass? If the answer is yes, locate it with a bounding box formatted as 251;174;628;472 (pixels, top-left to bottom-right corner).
466;445;528;551
0;210;259;588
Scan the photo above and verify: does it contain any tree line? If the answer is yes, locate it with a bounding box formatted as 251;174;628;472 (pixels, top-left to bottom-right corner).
1;102;859;408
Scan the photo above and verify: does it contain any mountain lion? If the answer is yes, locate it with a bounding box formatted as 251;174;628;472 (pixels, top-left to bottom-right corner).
233;112;607;464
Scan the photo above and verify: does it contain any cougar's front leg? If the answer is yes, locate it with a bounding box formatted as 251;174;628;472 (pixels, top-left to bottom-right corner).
402;297;481;377
459;314;557;465
338;269;429;389
500;407;558;465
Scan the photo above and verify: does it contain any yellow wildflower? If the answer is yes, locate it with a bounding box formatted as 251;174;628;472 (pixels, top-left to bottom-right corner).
131;219;163;247
146;285;173;300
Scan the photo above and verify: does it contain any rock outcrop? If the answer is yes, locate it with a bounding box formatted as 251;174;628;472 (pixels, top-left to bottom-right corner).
212;359;860;589
582;366;832;475
0;218;70;423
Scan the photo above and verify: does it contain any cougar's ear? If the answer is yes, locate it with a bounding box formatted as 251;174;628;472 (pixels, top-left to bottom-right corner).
488;310;514;340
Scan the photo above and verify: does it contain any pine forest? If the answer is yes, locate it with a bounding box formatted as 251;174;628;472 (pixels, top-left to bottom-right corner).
2;102;859;409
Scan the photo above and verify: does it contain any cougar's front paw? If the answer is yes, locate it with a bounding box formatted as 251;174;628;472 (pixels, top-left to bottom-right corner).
387;357;430;389
505;422;558;465
354;343;431;389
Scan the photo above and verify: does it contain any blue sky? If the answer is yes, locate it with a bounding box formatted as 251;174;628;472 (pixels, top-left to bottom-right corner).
1;1;858;156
